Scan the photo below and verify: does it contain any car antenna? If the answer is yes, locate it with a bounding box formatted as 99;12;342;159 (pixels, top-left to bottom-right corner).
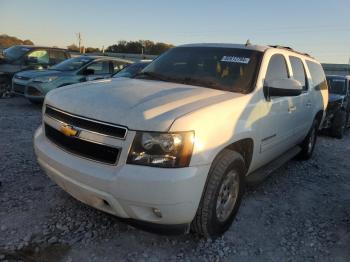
245;39;251;46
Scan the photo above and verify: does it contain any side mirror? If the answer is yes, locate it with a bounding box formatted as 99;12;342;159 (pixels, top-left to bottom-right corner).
82;68;95;75
264;78;303;100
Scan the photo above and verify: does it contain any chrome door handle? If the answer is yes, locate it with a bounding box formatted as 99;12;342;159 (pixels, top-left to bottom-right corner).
288;106;297;113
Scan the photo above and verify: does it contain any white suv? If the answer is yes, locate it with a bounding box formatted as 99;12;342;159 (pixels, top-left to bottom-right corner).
34;43;328;238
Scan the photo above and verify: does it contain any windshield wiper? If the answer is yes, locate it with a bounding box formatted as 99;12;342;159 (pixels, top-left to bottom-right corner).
134;71;168;81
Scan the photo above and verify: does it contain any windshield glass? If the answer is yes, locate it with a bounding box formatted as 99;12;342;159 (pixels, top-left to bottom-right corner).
3;46;31;61
113;62;150;78
327;77;347;95
136;47;262;93
51;56;93;71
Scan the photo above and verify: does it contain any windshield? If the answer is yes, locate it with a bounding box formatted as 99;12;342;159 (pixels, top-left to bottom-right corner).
136;47;262;93
3;46;31;61
113;62;150;78
51;56;93;71
327;77;347;95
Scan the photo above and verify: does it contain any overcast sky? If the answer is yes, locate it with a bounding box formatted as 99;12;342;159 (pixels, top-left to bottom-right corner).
1;0;349;63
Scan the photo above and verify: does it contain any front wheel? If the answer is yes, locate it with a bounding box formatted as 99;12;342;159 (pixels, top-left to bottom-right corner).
298;119;318;160
191;150;246;238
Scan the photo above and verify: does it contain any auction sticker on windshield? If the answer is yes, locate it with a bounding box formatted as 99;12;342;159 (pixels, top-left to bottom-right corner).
221;56;250;64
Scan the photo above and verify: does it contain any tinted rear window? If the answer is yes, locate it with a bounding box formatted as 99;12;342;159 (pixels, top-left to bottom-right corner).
306;61;328;91
327;77;347;95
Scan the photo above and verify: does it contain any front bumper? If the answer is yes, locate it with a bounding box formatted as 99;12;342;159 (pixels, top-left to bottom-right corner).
12;78;45;101
34;126;209;224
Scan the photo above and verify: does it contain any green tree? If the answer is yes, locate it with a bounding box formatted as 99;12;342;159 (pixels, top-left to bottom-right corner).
0;34;34;48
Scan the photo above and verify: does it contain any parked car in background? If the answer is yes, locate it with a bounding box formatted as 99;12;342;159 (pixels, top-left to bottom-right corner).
34;43;328;238
12;55;132;103
0;45;70;97
321;75;350;138
113;61;151;78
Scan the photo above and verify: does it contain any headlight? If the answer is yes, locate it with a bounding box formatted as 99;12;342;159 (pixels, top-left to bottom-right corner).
127;131;194;168
33;76;59;83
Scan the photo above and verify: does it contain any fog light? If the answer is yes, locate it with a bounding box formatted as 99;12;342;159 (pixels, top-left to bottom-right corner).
152;208;162;218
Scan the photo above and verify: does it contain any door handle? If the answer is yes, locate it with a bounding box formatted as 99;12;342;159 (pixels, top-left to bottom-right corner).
306;102;312;107
288;106;297;113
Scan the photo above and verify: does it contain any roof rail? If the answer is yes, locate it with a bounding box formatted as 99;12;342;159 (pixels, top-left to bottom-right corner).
268;45;313;58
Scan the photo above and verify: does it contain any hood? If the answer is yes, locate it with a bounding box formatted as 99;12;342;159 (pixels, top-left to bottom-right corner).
45;78;241;131
329;93;345;103
16;69;67;79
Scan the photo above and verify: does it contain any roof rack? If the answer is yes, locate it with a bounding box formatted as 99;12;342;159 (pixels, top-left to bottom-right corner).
268;45;313;58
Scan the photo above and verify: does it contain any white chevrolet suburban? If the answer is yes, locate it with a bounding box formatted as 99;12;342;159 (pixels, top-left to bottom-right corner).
34;43;328;238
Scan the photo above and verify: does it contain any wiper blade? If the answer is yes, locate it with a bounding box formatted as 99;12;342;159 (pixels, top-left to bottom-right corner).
134;71;167;81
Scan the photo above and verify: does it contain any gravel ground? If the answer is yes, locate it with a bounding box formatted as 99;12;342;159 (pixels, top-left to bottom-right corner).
0;97;349;262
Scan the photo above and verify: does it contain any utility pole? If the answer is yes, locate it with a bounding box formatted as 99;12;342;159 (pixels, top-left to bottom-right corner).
76;32;82;53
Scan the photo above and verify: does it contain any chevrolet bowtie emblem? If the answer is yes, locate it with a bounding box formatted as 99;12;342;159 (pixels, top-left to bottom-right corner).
59;124;78;137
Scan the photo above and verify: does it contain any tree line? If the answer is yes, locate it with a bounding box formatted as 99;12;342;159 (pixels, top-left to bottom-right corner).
0;34;174;55
0;34;34;48
68;40;174;55
105;40;174;55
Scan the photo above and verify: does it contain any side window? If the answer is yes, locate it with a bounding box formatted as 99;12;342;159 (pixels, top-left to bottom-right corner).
112;61;128;73
50;50;67;64
265;54;289;82
85;60;110;75
290;56;307;91
27;50;49;64
306;61;328;91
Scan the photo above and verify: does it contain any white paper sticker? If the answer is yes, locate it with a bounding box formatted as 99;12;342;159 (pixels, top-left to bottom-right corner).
221;56;250;64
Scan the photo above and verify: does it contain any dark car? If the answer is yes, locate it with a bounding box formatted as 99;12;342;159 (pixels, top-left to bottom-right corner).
0;45;70;97
322;75;350;138
113;61;151;78
12;55;132;103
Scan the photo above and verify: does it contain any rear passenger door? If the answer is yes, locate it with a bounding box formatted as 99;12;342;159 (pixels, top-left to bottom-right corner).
289;56;313;141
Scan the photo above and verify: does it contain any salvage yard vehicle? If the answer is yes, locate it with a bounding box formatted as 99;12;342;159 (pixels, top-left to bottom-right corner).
321;75;350;138
0;45;70;97
113;61;151;78
12;55;132;104
34;43;328;238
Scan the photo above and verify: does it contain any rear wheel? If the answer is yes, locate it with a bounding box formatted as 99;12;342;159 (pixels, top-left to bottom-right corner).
191;150;246;238
298;119;318;160
331;110;346;139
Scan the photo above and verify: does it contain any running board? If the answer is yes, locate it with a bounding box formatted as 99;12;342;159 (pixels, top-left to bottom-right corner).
246;146;301;185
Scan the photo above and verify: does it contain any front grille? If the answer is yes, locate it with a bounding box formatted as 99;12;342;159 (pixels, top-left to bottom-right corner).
13;83;25;94
45;124;120;164
45;106;127;139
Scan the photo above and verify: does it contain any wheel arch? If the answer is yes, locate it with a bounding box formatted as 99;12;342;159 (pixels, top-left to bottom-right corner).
214;138;254;172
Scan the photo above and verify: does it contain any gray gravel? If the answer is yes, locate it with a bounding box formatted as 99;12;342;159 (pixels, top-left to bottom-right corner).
1;97;350;262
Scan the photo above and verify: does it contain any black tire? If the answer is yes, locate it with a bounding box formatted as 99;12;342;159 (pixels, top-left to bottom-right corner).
28;99;42;105
330;110;346;139
298;119;318;160
0;77;11;98
191;149;246;238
